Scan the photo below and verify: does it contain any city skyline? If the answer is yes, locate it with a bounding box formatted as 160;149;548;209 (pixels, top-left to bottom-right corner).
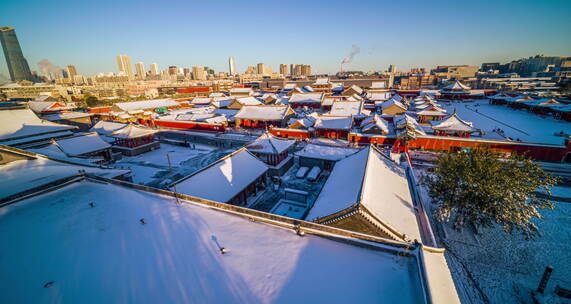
1;0;570;78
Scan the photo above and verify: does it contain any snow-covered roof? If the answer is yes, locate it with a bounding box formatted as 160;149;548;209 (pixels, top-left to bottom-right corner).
329;101;363;117
190;97;212;104
442;80;470;91
90;121;127;136
209;92;226;98
234;96;262;106
295;144;359;161
230;87;253;95
0;157;127;201
367;92;391;101
173;149;268;203
114;99;178;111
55;133;111;156
247;133;295;154
110;124;158;139
430;113;478;133
360;114;389;134
380;99;407;111
42;111;91;121
283;83;297;90
344;85;363;95
394;114;427;136
235;105;291;121
288;112;319;129
301;85;314;93
370;82;386;89
211;97;234;108
0;177;447;303
314;78;330;85
0;108;76;142
306;147;422;242
28;101;72;114
314;116;353;130
288;93;323;104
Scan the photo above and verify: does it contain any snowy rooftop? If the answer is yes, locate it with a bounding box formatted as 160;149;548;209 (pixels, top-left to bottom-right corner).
314;78;330;85
361;114;389;133
246;133;295;154
430;113;478;133
0;178;446;303
234;105;291;121
114;99;178;111
172;149;269;203
90;121;127;136
0;156;127;201
42;111;91;121
328;101;363;117
442;80;471;91
55;133;111;156
306;147;422;242
295;143;359;161
230;87;253;93
314;115;353;130
371;81;386;89
0;108;76;142
288;93;323;104
234;96;262;106
110;125;158;139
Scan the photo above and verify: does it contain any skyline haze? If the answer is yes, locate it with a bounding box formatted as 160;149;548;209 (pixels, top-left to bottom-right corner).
1;0;570;78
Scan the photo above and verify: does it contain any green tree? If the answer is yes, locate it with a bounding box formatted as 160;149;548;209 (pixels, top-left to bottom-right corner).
424;148;559;238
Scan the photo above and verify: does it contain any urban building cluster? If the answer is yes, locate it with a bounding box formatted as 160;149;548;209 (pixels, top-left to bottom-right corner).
1;26;570;304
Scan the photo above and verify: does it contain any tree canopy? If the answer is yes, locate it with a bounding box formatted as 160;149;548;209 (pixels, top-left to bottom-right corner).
424;148;559;238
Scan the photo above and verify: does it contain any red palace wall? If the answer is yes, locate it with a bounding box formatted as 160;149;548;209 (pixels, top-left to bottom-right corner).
151;120;225;132
346;133;570;162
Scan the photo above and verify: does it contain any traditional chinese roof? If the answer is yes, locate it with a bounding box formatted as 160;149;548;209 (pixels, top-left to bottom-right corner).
430;113;477;133
110;124;158;139
442;80;470;91
360;114;389;134
235;105;292;121
288;93;324;104
247;133;295;154
54;133;111;156
314;115;353;130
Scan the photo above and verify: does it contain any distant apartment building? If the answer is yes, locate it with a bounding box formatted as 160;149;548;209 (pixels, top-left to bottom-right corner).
399;74;438;89
432;65;478;79
480;62;500;72
66;65;77;78
135;62;145;80
279;64;288;75
301;64;311;76
0;82;56;99
168;66;178;76
183;68;190;78
0;26;34;82
290;64;311;76
192;66;206;80
116;55;133;80
245;65;256;74
229;56;236;75
149;63;159;75
497;55;571;76
257;63;265;75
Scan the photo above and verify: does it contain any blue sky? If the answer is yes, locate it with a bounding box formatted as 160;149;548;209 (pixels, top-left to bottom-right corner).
1;0;570;77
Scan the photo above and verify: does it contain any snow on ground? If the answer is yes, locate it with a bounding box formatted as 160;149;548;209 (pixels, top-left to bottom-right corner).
114;143;233;186
438;100;571;145
413;167;571;304
0;180;425;303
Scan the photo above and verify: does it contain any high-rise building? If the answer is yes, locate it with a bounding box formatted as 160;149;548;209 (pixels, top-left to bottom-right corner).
116;55;133;79
135;62;145;80
293;64;302;76
66;65;77;78
0;26;33;82
256;63;265;75
246;65;256;74
229;56;236;75
183;68;190;77
168;66;178;76
192;66;205;80
301;64;311;76
280;64;288;76
149;63;159;75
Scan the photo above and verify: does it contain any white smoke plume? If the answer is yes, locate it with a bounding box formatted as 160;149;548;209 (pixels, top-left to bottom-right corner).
341;45;361;64
37;59;64;77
